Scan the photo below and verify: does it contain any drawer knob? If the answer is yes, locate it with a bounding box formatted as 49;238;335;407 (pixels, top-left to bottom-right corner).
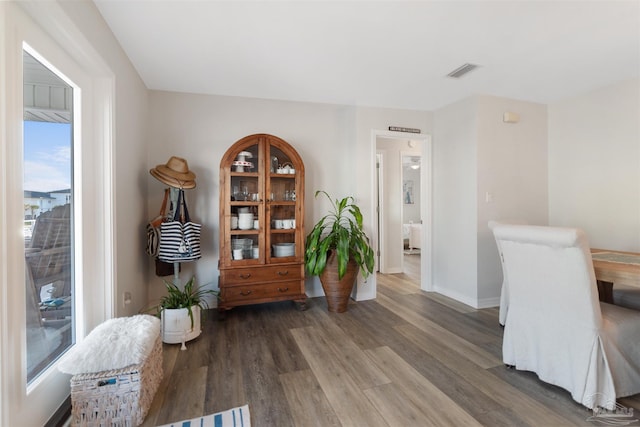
240;290;253;296
240;273;252;279
278;287;289;292
277;271;289;276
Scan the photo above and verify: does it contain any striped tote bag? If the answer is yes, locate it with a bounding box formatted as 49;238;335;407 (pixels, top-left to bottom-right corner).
158;190;201;262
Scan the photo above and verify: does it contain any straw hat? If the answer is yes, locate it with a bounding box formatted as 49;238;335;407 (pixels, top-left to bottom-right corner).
150;156;196;189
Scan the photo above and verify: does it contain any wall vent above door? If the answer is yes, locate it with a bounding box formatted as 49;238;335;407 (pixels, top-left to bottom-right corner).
446;63;479;78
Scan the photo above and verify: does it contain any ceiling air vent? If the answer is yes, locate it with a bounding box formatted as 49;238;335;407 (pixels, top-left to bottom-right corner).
447;63;479;78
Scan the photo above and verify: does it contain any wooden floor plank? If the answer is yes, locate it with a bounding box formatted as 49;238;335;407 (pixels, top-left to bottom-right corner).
203;312;247;414
290;326;389;427
377;291;502;369
279;369;341;427
488;364;614;425
154;365;208;425
388;290;504;346
365;346;484;427
364;382;453;426
376;272;419;295
139;341;180;427
237;305;296;427
395;323;577;427
422;290;477;313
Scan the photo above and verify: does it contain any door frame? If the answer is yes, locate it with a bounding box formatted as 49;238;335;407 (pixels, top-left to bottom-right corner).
375;150;385;272
371;130;432;292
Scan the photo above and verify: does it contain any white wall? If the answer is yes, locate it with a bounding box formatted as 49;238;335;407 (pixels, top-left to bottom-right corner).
433;97;479;305
549;78;640;251
433;95;548;308
52;1;150;317
146;91;431;303
476;95;548;303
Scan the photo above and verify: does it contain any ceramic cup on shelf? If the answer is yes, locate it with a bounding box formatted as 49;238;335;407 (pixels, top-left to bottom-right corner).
273;219;284;229
283;219;292;229
252;247;259;259
253;219;259;229
232;249;243;260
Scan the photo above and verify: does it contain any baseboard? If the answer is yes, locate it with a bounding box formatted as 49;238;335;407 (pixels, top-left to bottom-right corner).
45;395;71;427
432;286;501;309
476;296;500;309
432;286;479;308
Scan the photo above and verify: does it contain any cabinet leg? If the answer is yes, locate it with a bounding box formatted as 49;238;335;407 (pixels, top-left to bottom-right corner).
294;299;309;311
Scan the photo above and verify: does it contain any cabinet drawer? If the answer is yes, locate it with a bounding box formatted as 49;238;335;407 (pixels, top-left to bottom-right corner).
222;281;302;303
221;264;302;285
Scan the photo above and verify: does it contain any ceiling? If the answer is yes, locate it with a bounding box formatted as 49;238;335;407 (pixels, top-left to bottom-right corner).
93;1;640;111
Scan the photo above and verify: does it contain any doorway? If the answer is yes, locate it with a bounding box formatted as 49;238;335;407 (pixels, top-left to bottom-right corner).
373;131;431;291
401;153;422;281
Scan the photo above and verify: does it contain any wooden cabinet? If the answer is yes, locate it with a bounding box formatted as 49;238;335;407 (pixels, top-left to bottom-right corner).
218;134;307;312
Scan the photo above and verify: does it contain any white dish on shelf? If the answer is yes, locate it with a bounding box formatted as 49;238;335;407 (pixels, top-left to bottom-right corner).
272;243;295;257
238;221;253;230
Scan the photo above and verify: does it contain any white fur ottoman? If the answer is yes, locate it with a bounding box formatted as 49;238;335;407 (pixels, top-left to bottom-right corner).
58;315;162;426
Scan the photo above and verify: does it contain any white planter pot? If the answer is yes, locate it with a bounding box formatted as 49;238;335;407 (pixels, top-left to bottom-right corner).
161;305;202;345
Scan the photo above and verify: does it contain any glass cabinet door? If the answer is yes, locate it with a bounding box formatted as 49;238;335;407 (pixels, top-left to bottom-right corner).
267;143;298;262
227;141;262;263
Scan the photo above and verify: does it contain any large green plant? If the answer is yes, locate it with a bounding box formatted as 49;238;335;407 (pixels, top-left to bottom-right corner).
160;276;217;328
305;191;375;280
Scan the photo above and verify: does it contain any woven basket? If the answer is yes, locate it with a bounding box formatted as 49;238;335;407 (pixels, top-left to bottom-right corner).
70;336;163;426
319;252;358;313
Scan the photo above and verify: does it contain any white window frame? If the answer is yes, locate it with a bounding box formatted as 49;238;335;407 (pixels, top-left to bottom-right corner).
0;3;114;425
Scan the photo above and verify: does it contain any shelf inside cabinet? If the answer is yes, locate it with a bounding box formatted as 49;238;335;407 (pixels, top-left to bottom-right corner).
230;201;261;207
270;173;296;178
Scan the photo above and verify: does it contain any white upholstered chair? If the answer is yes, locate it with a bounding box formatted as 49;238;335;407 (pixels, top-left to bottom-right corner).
488;219;528;326
492;223;640;409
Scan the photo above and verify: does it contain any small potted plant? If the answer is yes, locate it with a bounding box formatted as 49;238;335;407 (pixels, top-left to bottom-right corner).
305;191;375;312
159;276;217;347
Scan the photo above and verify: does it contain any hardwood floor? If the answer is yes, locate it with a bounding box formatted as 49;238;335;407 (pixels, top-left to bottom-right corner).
141;268;640;427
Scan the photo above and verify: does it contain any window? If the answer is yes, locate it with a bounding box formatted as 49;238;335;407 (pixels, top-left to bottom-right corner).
23;50;75;384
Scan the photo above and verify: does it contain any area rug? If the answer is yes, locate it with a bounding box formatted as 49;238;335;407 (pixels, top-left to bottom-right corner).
157;405;250;427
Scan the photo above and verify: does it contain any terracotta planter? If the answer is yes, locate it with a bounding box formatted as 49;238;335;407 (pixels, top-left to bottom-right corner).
319;252;359;313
